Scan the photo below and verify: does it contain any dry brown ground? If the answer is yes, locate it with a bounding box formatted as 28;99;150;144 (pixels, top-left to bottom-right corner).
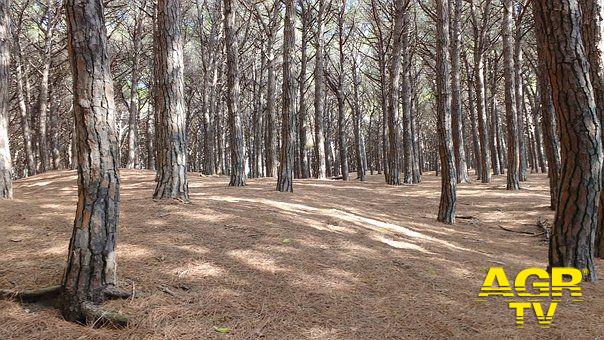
0;169;603;339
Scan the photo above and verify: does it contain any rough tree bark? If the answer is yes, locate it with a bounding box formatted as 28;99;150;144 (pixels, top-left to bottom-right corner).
538;0;601;281
436;0;457;224
0;0;12;199
62;0;128;324
576;0;604;258
503;0;520;190
277;0;295;192
531;1;560;210
154;0;189;201
224;0;245;187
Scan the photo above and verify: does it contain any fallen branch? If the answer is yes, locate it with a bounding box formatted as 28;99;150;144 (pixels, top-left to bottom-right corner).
82;302;129;328
457;215;475;220
497;225;535;235
0;285;62;302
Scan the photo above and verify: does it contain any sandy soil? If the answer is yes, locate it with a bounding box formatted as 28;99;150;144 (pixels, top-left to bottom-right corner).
0;169;602;339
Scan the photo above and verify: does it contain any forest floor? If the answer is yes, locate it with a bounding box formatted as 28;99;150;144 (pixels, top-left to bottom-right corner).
0;169;603;339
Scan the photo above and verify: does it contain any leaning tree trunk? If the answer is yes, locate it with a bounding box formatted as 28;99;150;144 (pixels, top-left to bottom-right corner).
503;0;520;190
62;0;123;322
0;0;12;199
538;0;601;282
277;0;295;192
436;0;457;224
224;0;245;187
154;0;189;201
314;0;326;179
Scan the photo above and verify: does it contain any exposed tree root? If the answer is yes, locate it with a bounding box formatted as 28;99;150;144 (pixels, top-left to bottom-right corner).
0;285;62;302
82;302;129;328
103;286;138;300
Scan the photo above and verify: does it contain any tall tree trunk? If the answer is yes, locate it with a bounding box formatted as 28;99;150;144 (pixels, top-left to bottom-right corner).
514;21;528;182
37;4;55;173
464;57;482;179
352;59;366;181
503;0;520;190
277;0;295;192
449;0;469;183
336;0;349;181
13;30;35;176
126;1;145;169
0;0;12;199
298;0;310;179
314;0;326;179
532;1;561;210
224;0;245;187
62;0;122;322
153;0;189;201
436;0;457;224
537;0;601;281
402;13;415;184
386;0;405;185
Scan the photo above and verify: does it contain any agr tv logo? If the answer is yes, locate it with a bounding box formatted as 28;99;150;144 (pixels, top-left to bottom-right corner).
478;267;584;328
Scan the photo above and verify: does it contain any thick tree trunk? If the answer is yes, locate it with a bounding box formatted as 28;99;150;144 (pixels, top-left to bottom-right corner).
154;0;189;201
474;57;491;183
0;0;12;199
62;0;122;322
503;0;520;190
436;0;457;224
577;0;604;259
277;0;295;192
538;0;601;281
224;0;245;187
532;1;561;210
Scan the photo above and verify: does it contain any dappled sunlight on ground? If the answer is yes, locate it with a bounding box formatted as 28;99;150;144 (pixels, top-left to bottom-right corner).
0;170;603;338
